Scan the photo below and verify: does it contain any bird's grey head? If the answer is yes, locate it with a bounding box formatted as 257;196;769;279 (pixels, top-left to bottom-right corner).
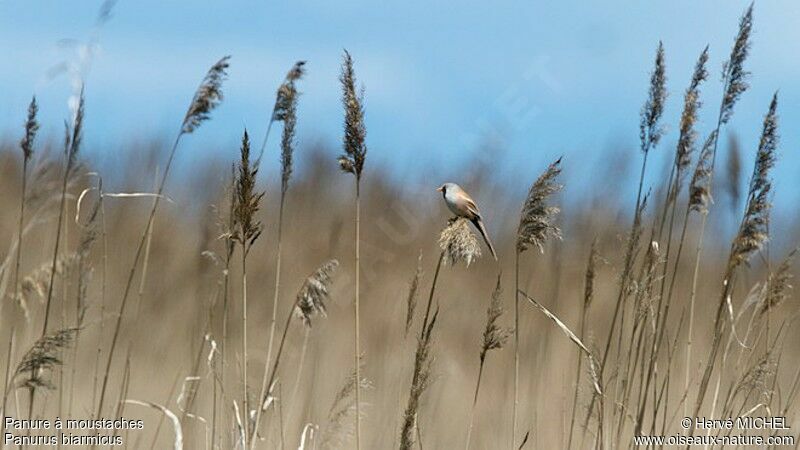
436;182;459;193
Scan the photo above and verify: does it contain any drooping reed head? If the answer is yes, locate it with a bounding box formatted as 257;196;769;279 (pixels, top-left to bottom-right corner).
721;4;753;126
14;328;78;389
295;259;339;327
67;88;85;168
232;129;264;253
674;47;708;191
639;42;668;153
276;62;305;194
759;249;796;316
731;93;778;268
689;132;715;214
583;239;599;308
399;308;438;450
181;56;231;134
338;50;367;180
480;276;511;363
404;252;423;336
517;157;563;254
20;96;39;161
439;218;481;267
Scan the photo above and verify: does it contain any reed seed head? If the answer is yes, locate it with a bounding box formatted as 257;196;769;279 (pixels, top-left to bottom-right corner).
338;50;367;179
15;328;78;389
20;96;39;161
277;63;303;194
720;4;753;125
181;56;230;134
731;93;778;268
674;47;708;192
232;129;264;252
639;42;668;153
404;252;423;336
517;157;563;254
583;239;599;308
689;132;716;214
759;249;795;316
294;259;339;327
439;218;481;267
480;276;511;363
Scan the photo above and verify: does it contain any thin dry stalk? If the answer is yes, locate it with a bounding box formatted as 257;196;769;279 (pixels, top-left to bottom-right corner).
254;260;339;444
10;97;38;319
257;61;304;450
42;89;84;336
466;276;511;450
693;92;778;425
513;157;562;447
232;129;265;449
97;56;230;419
337;50;368;450
567;241;598;450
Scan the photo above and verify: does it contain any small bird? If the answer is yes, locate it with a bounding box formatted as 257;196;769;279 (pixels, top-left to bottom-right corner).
436;183;498;260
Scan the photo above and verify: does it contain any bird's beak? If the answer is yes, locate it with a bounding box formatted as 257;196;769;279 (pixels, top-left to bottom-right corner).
436;186;443;192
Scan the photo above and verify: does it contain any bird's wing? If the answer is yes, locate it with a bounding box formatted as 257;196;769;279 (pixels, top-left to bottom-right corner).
457;192;481;218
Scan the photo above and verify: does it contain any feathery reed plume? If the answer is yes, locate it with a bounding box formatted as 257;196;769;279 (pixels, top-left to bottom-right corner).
725;135;742;213
639;42;668;155
479;277;511;364
294;259;339;327
20;96;38;161
516;158;563;253
399;309;438;450
337;50;368;449
466;276;511;450
720;4;753;126
439;218;482;267
42;88;84;335
232;131;264;252
259;62;305;449
254;260;341;443
182;56;230;134
512;157;562;447
693;93;780;424
12;328;78;391
98;56;230;419
404;253;423;337
256;60;306;165
11;97;39;317
338;51;367;180
731;93;778;268
232;129;264;449
689;133;716;214
673;48;709;195
759;249;796;316
321;363;371;450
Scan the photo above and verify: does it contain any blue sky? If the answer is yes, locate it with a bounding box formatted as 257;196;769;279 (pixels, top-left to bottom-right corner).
1;1;799;210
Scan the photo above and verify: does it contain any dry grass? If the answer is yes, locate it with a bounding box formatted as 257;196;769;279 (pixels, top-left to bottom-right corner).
0;4;799;450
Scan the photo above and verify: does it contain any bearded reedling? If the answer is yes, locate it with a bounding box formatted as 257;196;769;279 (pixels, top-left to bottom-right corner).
436;183;497;260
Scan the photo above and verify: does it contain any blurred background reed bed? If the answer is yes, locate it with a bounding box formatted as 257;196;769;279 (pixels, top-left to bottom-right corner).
0;3;799;450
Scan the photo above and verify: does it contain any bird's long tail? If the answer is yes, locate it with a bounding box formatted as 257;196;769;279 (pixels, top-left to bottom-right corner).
472;218;498;261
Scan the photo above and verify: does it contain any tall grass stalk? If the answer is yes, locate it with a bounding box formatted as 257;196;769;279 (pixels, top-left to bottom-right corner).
11;97;38;321
96;56;230;418
42;90;84;336
232;129;265;449
337;50;368;450
465;276;510;450
513;157;562;448
255;61;304;448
